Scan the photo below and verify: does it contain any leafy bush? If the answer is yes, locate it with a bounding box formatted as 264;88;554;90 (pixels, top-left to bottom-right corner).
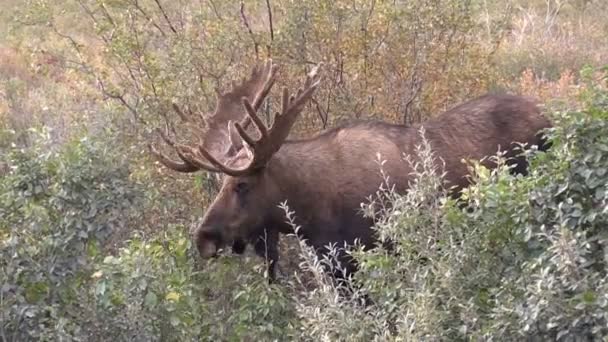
90;227;295;341
3;0;608;338
484;72;608;340
292;73;608;340
0;129;296;341
0;129;139;340
15;0;507;135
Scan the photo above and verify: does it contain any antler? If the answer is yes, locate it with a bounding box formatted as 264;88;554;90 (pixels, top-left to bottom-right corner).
198;63;323;176
149;59;280;173
148;112;221;173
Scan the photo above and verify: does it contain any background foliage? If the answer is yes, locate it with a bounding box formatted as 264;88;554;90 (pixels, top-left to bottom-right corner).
1;0;608;340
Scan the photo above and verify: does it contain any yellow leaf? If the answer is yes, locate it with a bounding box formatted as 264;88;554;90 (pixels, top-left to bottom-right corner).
165;291;181;302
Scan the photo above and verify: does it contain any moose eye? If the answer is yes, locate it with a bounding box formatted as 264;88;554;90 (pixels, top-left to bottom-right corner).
234;182;249;195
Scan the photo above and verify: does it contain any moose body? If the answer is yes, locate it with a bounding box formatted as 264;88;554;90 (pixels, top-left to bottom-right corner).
150;60;551;281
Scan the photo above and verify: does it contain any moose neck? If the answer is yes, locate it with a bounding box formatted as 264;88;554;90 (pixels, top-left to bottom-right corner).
260;135;384;250
263;140;339;235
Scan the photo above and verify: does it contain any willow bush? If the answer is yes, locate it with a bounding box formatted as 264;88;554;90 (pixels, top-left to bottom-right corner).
0;128;297;341
4;0;608;340
0;129;139;340
16;0;507;133
292;69;608;341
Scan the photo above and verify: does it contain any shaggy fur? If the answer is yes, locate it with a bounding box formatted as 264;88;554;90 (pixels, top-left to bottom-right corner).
194;94;552;280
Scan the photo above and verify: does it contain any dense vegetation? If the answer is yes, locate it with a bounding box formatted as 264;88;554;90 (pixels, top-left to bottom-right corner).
1;0;607;340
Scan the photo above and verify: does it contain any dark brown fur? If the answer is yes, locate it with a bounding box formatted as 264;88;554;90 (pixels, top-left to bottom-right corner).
195;94;552;280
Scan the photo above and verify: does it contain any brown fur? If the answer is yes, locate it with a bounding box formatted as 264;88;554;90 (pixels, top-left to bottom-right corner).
194;94;552;280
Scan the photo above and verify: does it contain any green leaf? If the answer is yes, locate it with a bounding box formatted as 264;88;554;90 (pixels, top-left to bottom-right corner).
144;291;158;308
96;280;107;296
582;291;596;304
169;315;181;327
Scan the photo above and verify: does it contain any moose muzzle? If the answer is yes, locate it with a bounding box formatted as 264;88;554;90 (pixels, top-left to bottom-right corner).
194;226;222;258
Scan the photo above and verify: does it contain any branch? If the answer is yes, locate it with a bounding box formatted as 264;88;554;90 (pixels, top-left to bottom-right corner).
101;85;140;122
76;0;112;44
154;0;178;34
266;0;274;41
311;97;328;129
99;2;116;27
402;76;423;125
240;1;259;57
132;0;168;38
207;0;223;21
129;13;160;102
363;0;376;29
50;4;144;126
265;0;274;56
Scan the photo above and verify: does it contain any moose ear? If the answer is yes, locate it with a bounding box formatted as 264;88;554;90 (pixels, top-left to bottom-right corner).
227;120;244;151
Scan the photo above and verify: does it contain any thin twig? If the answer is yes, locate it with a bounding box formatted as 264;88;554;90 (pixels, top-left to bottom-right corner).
98;2;116;27
100;83;140;121
311;97;328;129
129;13;160;102
154;0;178;34
265;0;274;55
266;0;274;41
240;1;259;57
133;0;168;37
0;290;7;342
50;5;144;125
207;0;223;21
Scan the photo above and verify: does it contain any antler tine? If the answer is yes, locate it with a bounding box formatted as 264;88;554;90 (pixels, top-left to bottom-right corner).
239;60;280;131
149;126;202;173
195;62;322;177
149;104;222;173
197;145;247;175
152;127;221;173
175;144;222;172
262;65;322;144
148;143;201;173
252;62;280;109
241;98;269;138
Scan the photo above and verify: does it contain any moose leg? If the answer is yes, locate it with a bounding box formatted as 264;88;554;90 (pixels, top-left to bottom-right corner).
232;239;247;254
253;228;280;283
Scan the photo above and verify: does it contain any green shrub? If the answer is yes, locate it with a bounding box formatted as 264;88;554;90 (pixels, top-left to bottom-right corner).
0;128;139;340
0;128;296;341
484;71;608;340
13;0;507;134
292;72;608;340
90;226;296;341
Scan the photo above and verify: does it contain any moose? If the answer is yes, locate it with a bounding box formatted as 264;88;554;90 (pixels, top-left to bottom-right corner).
150;59;551;281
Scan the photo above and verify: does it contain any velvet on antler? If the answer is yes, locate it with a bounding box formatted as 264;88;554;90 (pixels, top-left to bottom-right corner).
149;59;322;175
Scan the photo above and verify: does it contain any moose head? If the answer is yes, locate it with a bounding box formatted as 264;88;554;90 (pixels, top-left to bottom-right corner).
150;60;322;260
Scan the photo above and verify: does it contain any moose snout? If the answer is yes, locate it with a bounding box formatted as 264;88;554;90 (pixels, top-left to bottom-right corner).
194;226;223;259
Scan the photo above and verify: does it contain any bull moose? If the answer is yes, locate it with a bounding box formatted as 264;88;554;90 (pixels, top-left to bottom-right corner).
149;59;551;281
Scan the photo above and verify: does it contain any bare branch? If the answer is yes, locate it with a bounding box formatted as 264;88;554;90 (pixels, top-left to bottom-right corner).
99;82;140;122
99;2;117;27
153;0;178;34
240;1;259;57
132;0;168;38
266;0;274;42
207;0;223;21
311;97;328;129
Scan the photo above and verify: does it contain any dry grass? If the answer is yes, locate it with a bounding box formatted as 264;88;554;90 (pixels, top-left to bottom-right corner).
496;0;608;82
